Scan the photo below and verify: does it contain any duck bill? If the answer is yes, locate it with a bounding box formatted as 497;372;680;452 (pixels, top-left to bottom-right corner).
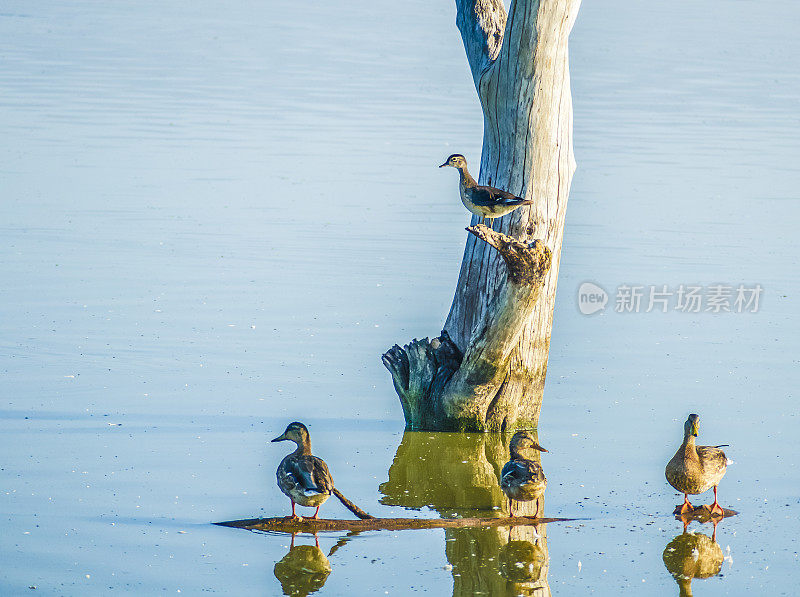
532;442;548;453
439;162;449;168
691;424;699;437
271;433;287;443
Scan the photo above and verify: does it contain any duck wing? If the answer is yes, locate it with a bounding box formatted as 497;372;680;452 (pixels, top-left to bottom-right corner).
470;185;529;208
696;445;729;475
501;458;544;487
282;455;334;495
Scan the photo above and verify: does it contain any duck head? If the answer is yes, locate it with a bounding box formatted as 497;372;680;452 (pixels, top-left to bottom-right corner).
439;154;468;170
684;414;700;438
509;430;548;458
272;421;311;446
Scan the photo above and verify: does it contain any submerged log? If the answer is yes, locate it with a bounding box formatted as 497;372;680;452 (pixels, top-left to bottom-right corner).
672;505;739;521
215;514;571;534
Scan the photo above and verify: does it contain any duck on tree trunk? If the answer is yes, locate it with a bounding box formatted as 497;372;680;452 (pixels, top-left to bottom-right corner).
382;0;581;431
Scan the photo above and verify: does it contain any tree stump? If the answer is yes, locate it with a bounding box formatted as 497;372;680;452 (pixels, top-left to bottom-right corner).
383;225;552;431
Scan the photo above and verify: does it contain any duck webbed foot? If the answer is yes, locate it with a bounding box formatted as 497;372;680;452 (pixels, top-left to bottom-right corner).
673;495;694;515
703;502;725;517
703;486;725;517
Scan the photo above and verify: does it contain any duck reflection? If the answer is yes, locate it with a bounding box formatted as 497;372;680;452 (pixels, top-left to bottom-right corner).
497;525;550;596
662;528;725;597
273;535;332;597
380;431;551;597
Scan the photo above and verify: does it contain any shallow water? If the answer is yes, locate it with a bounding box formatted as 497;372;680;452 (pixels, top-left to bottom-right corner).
2;0;799;595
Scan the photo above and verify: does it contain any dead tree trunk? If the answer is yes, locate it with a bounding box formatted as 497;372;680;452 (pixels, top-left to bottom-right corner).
382;0;580;431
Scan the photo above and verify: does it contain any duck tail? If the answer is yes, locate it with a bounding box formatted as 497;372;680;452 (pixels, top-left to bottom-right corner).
331;487;375;520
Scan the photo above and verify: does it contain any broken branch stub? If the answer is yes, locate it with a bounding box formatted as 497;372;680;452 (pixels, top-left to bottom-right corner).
466;224;551;286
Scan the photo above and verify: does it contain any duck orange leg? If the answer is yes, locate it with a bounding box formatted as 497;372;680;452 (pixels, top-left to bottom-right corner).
289;499;301;520
679;513;691;533
312;505;321;519
707;486;725;517
676;494;694;515
508;498;515;518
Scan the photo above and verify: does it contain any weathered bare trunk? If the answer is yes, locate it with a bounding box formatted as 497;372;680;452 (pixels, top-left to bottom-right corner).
383;0;580;431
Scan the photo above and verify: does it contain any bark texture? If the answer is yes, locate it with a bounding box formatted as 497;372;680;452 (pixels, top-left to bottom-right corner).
383;0;580;431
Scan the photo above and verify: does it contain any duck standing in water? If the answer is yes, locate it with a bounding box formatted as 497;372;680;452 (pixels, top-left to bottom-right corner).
272;422;374;520
665;414;730;516
500;430;548;517
439;154;533;226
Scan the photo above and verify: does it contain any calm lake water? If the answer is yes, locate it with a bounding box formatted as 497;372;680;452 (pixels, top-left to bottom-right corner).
2;0;799;594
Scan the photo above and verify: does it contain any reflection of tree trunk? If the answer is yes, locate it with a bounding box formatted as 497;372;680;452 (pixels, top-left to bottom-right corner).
380;432;551;596
380;431;507;514
382;0;581;432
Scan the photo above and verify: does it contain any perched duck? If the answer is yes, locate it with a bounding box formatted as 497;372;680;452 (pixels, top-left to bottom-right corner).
272;422;334;519
665;414;730;516
439;154;533;225
500;431;548;517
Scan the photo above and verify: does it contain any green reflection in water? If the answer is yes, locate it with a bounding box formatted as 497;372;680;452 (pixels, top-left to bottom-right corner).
499;538;549;593
273;539;332;597
662;530;724;597
380;431;551;596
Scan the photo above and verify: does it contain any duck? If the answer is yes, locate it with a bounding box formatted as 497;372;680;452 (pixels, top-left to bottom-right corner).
500;430;548;517
665;414;730;517
439;154;533;225
272;422;334;519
